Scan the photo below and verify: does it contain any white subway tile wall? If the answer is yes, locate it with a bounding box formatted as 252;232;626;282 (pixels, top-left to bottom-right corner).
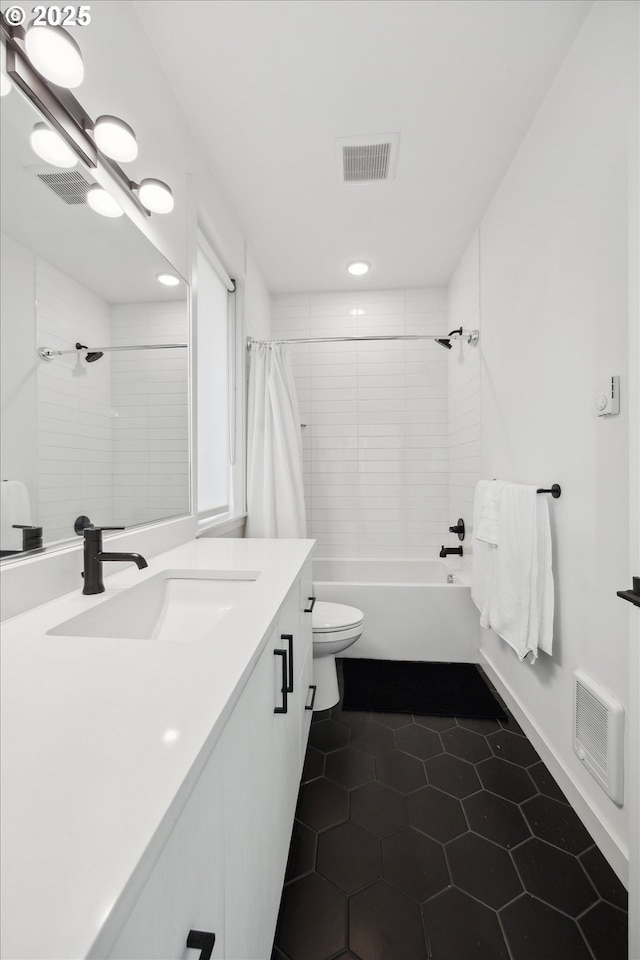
35;259;189;543
36;259;113;544
111;303;189;527
271;289;449;558
447;232;481;569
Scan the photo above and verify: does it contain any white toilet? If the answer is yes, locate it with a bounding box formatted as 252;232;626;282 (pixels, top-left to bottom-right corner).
312;600;364;710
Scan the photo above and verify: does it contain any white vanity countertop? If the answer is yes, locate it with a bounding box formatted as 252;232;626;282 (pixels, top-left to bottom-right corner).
0;537;315;960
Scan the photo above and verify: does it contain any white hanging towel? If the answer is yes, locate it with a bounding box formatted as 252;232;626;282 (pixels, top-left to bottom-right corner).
489;483;554;661
475;479;505;545
534;496;554;656
471;480;505;628
0;480;32;551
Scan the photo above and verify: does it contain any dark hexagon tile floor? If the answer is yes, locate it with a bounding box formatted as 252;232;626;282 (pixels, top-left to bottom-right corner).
273;662;628;960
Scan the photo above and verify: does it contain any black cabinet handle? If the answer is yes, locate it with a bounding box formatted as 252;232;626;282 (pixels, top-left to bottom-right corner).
282;634;294;692
186;929;216;960
274;649;288;714
305;684;317;711
304;596;316;613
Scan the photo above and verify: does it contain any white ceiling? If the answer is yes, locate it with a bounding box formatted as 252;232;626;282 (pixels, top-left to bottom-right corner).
135;0;592;293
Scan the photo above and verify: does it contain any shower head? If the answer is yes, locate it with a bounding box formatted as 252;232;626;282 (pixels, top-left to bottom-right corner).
435;327;464;350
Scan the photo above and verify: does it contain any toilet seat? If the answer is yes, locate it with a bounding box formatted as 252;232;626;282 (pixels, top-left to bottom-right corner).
312;601;364;641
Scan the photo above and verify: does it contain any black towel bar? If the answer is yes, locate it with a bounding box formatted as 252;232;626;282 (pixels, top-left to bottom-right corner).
536;484;561;498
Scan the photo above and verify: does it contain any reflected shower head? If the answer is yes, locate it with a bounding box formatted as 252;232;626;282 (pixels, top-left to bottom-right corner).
435;338;452;350
75;342;104;363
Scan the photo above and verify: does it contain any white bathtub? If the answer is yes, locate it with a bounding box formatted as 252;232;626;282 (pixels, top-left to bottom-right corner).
312;558;479;662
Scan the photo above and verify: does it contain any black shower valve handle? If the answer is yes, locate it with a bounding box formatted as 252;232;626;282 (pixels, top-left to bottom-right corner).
448;518;465;541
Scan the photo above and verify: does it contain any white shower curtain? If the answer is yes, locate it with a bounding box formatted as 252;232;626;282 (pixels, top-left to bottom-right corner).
245;342;307;538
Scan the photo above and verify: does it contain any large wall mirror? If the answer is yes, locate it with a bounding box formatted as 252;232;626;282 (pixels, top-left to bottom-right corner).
1;82;190;558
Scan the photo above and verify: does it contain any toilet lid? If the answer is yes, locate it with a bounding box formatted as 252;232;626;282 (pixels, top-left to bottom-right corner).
312;601;364;633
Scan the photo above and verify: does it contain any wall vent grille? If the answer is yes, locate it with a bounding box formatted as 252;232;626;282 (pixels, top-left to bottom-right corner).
573;669;624;805
336;133;399;184
35;170;91;205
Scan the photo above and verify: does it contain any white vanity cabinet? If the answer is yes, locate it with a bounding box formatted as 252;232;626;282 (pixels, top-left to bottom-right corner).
221;568;313;959
106;749;225;960
298;565;316;756
105;560;313;960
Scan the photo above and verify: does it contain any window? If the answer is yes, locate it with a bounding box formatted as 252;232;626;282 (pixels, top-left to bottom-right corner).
196;239;230;517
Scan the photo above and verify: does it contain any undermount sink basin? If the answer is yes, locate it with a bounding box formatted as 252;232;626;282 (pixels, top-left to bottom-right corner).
47;569;261;642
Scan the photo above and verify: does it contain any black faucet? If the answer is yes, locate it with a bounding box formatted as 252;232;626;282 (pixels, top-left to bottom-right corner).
82;525;148;595
440;545;463;558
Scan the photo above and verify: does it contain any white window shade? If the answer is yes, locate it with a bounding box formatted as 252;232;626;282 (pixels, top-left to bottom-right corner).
196;243;229;516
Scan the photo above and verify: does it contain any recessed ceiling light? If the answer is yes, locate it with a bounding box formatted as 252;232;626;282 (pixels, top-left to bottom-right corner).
138;178;174;214
30;122;77;167
157;273;180;287
350;308;366;316
24;25;84;89
347;260;370;276
86;184;124;218
93;115;138;162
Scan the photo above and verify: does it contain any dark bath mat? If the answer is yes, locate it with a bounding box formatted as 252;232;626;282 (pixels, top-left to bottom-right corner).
341;659;508;719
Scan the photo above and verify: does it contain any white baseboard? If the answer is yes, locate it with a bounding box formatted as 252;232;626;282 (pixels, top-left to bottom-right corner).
480;649;629;887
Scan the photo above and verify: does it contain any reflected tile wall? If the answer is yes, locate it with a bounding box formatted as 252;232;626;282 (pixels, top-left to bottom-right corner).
36;258;113;544
111;302;189;527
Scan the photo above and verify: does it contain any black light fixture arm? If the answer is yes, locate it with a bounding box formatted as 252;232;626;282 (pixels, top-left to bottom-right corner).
2;21;98;169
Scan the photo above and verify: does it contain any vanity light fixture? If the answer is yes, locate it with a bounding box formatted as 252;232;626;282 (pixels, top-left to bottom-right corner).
93;115;138;163
24;24;84;89
87;184;124;218
137;178;174;214
347;260;370;276
1;23;174;220
30;121;78;168
157;273;180;286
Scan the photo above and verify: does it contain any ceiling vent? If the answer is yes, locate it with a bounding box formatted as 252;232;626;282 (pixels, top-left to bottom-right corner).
336;133;399;184
27;166;92;205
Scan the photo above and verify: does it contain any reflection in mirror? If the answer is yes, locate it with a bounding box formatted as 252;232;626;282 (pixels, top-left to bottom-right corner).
1;82;190;556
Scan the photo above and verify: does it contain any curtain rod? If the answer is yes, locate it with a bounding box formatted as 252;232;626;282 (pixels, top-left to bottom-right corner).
247;329;479;348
